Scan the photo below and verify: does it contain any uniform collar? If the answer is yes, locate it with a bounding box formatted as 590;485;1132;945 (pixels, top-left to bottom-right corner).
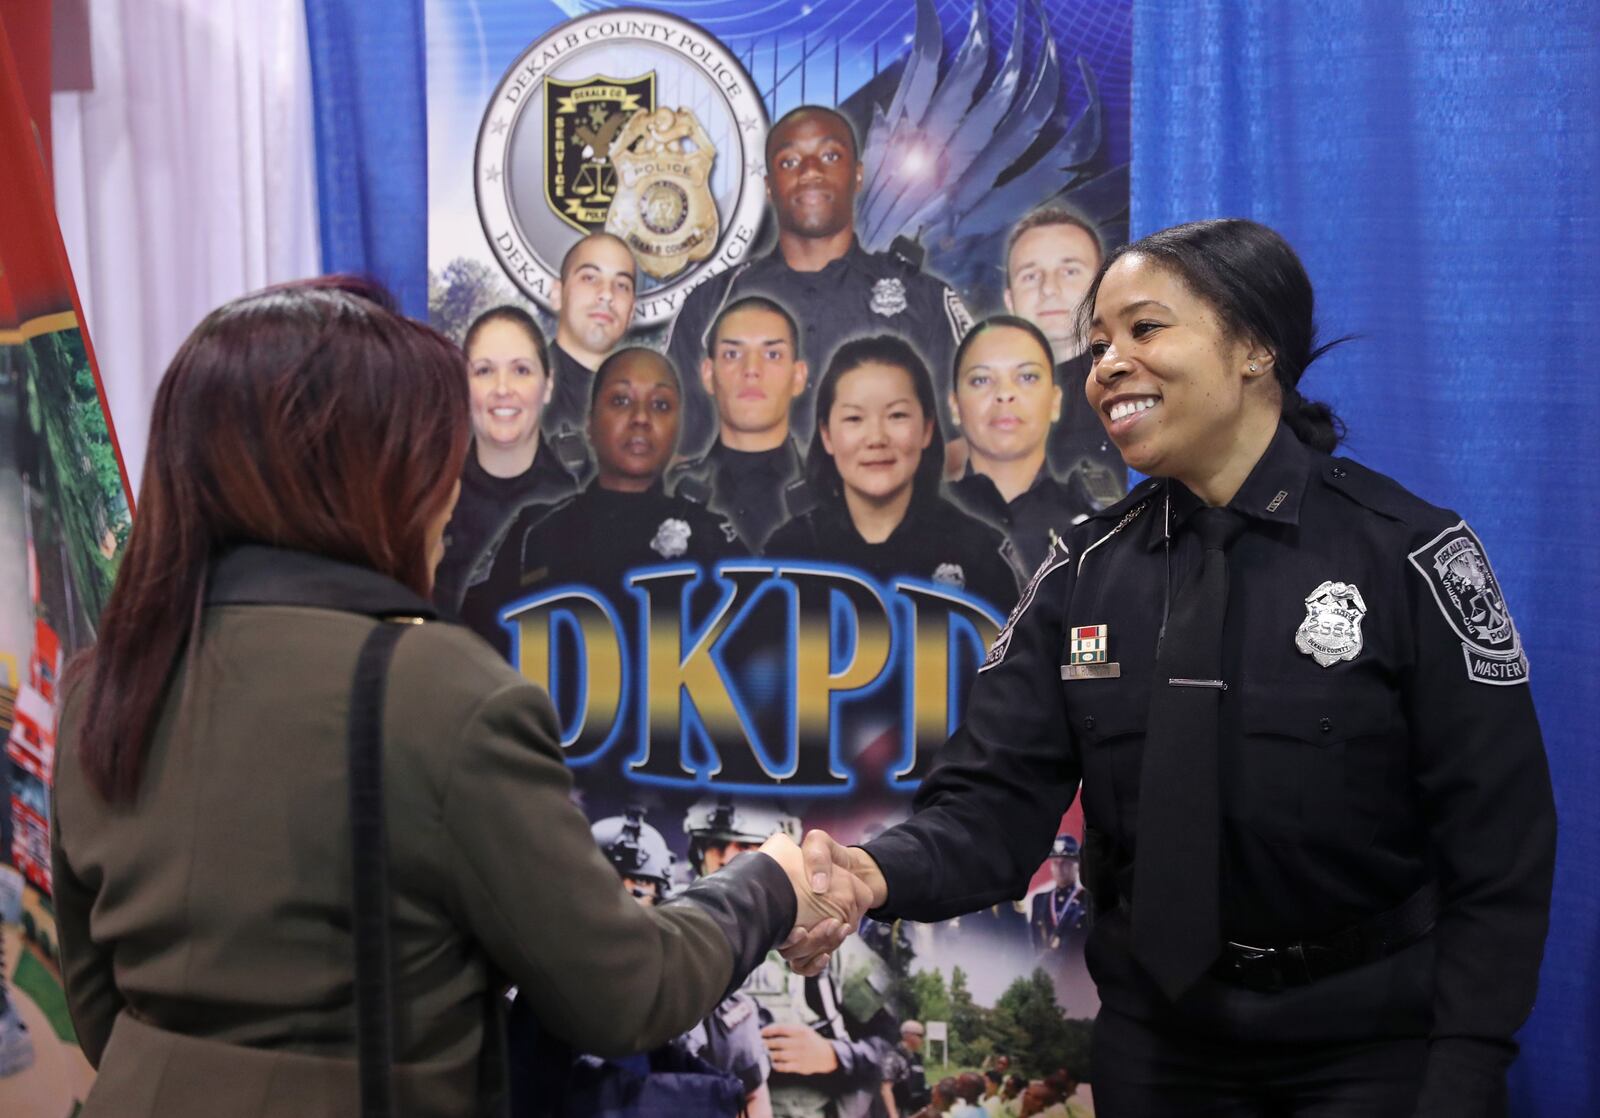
764;235;870;277
207;545;437;619
953;461;1056;503
707;436;803;476
1152;422;1312;548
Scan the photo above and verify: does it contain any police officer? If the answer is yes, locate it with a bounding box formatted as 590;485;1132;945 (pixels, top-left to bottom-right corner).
435;306;578;611
543;232;640;440
591;807;677;907
764;335;1023;613
1028;834;1088;954
686;796;897;1118
891;1020;931;1114
668;296;809;551
1002;206;1125;506
946;316;1097;571
461;347;743;656
666;105;973;456
807;220;1556;1116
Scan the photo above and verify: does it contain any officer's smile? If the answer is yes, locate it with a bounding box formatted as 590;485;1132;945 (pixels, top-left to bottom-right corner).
1104;393;1162;434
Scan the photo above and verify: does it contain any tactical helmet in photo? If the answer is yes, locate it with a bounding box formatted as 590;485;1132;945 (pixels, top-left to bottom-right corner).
591;807;675;887
683;795;801;873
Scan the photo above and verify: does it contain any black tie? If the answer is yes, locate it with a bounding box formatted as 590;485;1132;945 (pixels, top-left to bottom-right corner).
1132;504;1244;1000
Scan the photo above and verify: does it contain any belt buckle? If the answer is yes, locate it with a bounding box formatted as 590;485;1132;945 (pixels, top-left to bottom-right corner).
1224;940;1284;993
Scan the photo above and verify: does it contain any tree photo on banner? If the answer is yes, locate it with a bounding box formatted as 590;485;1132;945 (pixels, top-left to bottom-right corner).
427;0;1129;1111
0;10;130;1114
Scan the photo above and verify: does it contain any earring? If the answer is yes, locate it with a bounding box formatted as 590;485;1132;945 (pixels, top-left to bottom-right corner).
1249;362;1259;373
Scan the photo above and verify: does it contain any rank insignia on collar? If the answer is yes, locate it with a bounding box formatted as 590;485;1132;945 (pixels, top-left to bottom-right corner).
1061;624;1120;680
1295;580;1366;667
869;277;908;317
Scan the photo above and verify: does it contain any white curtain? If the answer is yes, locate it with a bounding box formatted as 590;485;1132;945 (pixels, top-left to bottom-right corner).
51;0;322;488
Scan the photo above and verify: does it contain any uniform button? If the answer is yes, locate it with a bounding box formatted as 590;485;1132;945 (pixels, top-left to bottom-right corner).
1083;716;1096;731
1320;717;1333;733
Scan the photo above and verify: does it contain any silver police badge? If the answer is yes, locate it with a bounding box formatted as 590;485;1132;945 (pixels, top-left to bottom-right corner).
870;277;908;317
1295;580;1367;667
651;518;691;558
932;562;965;588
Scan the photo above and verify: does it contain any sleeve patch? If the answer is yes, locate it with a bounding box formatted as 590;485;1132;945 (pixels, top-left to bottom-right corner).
980;538;1071;673
1407;520;1529;686
943;286;974;340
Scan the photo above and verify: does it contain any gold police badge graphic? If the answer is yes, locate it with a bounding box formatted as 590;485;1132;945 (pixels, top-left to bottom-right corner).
545;74;654;235
474;10;767;325
606;107;720;280
1295;580;1367;667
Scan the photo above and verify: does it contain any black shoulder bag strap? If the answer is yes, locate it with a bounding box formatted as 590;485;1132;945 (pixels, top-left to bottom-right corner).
349;618;415;1118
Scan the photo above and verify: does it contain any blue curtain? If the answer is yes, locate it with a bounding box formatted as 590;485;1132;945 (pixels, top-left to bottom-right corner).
302;0;429;318
1132;3;1600;1113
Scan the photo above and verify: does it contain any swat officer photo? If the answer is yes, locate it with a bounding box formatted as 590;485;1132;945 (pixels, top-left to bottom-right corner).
686;796;899;1118
460;347;743;656
543;231;640;443
1028;834;1088;955
804;219;1555;1116
1002;206;1125;505
665;104;973;456
765;334;1022;613
668;295;809;551
946;316;1097;571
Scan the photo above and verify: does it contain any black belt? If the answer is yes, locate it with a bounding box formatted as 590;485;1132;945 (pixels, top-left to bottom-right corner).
1209;883;1439;993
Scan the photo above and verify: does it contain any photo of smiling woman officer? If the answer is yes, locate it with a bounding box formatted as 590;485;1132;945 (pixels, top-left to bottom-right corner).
434;306;577;611
945;315;1097;571
461;347;743;656
765;334;1020;611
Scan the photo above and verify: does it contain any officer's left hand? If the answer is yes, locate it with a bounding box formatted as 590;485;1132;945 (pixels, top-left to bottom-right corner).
760;1022;839;1075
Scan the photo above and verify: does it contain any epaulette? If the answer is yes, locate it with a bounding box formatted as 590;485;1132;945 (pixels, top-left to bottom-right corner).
888;234;925;271
782;476;818;520
674;469;713;507
1320;456;1442;526
549;424;591;476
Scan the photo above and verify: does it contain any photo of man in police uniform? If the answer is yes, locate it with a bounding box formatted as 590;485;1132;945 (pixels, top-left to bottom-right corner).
684;795;901;1118
1001;206;1125;506
665;104;973;457
668;295;810;551
1029;834;1089;955
543;231;640;443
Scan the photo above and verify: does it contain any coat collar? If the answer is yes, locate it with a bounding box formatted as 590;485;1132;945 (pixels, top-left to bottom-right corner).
1151;422;1313;549
207;545;438;619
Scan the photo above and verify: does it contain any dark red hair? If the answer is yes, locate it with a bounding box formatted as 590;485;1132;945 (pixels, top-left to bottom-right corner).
71;277;470;802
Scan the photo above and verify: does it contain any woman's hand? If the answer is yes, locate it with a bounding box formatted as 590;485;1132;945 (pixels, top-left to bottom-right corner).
799;828;889;910
759;832;874;976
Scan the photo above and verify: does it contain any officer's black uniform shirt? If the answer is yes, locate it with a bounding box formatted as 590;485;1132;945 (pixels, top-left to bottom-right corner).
542;342;595;440
862;423;1554;1110
460;481;745;657
1050;351;1127;489
947;462;1094;572
668;438;803;552
665;238;973;455
764;492;1022;613
433;443;576;612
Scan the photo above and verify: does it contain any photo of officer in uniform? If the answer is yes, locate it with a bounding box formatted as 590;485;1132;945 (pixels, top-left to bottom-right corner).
460;347;743;656
668;295;810;552
666;105;973;456
543;232;640;443
1029;834;1088;955
685;796;900;1118
434;306;578;611
945;316;1097;570
1001;206;1125;505
765;334;1022;612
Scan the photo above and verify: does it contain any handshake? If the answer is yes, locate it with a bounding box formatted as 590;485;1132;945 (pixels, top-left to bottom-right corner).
756;829;890;976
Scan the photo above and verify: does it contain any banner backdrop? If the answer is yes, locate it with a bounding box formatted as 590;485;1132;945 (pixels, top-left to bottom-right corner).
429;0;1129;1109
0;11;130;1110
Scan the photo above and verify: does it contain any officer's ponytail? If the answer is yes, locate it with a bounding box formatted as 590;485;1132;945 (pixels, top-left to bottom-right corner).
1079;218;1349;452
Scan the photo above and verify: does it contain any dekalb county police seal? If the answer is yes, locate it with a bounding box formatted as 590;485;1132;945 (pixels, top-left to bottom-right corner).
474;9;766;325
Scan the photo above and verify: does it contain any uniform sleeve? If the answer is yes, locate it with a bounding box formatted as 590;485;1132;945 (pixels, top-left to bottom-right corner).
1402;521;1555;1117
438;679;797;1057
48;712;124;1067
862;543;1080;921
912;276;974;432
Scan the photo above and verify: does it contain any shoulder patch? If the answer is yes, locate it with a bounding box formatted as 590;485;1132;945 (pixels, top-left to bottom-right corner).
980;538;1072;673
1407;520;1528;686
943;286;974;340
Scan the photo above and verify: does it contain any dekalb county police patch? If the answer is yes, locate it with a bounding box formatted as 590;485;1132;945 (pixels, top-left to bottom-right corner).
474;10;766;325
1408;520;1529;686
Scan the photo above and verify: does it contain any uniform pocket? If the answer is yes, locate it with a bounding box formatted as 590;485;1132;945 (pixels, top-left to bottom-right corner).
1062;683;1149;847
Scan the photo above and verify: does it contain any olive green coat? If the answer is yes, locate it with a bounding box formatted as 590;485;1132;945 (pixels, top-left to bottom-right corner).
51;546;793;1117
